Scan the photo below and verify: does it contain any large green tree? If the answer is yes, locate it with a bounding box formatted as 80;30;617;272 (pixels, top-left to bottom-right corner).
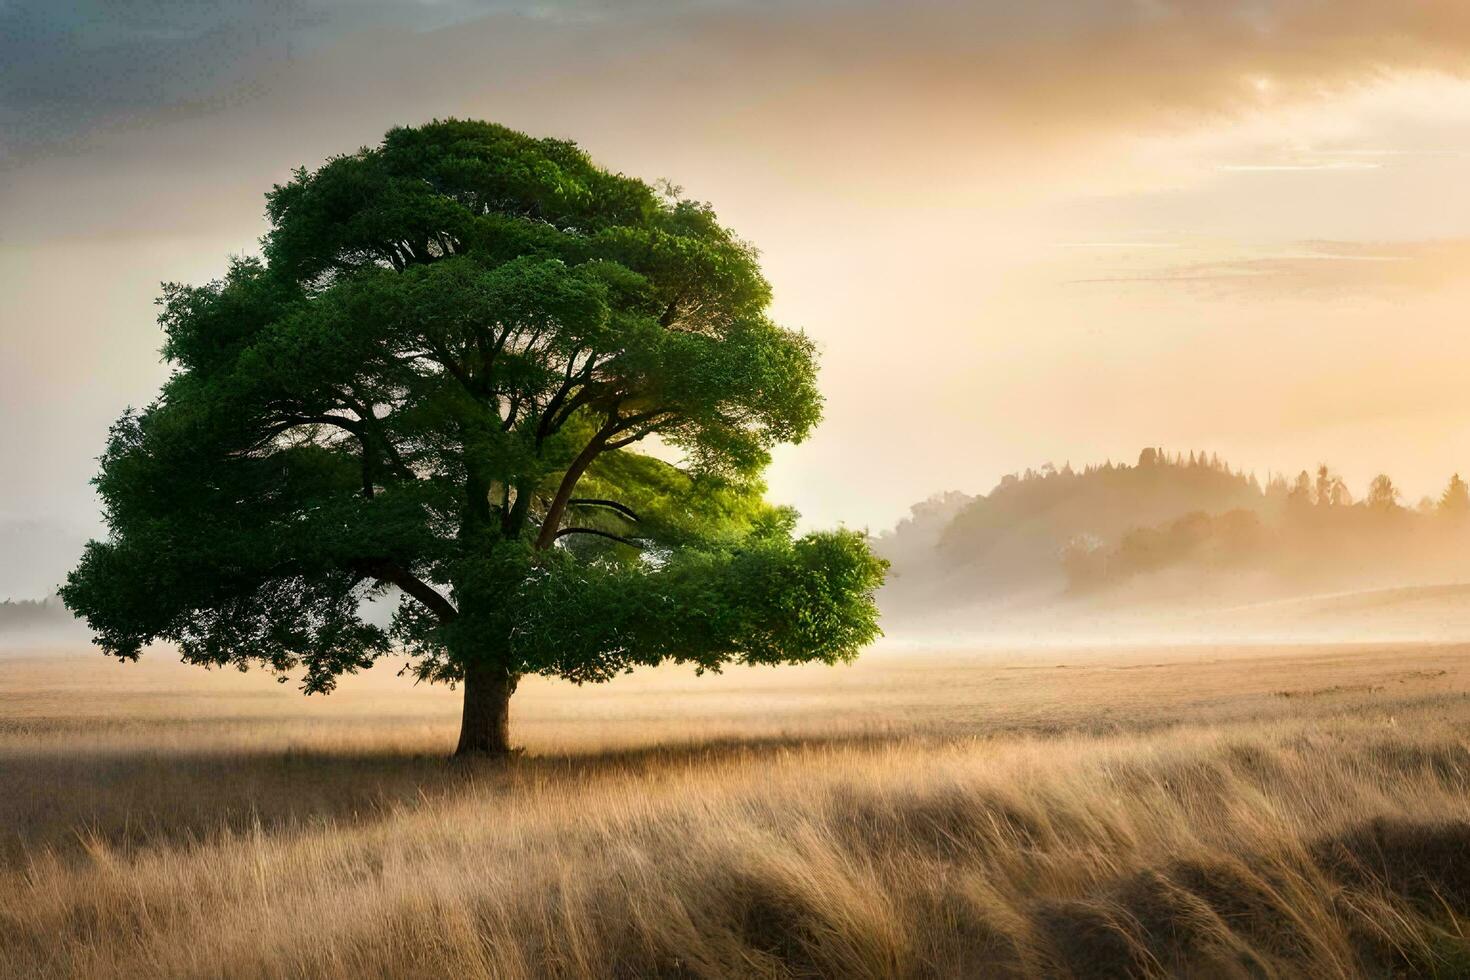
62;120;886;755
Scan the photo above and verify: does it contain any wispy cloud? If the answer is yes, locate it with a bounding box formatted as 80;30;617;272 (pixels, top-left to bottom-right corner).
1053;242;1185;249
1217;162;1383;172
1328;149;1470;157
1066;240;1470;294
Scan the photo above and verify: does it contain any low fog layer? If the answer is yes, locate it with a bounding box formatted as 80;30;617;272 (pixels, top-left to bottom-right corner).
16;446;1470;651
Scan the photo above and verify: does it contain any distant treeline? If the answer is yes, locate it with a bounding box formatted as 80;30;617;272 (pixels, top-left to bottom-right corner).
877;448;1470;602
0;596;78;633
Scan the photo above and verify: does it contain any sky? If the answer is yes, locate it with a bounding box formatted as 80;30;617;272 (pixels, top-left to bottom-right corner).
7;0;1470;596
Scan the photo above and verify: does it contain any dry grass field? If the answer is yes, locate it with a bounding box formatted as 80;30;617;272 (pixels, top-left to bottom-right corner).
2;642;1470;977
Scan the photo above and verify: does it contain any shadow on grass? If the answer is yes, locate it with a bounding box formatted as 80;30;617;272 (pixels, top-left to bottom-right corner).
7;691;1470;881
0;730;917;868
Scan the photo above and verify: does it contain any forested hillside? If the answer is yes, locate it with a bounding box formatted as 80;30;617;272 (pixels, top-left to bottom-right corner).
877;448;1470;617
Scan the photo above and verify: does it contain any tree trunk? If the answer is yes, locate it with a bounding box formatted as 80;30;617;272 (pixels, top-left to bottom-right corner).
455;662;518;757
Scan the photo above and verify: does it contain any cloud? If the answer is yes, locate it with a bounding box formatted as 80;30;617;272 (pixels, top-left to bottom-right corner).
1216;162;1383;172
10;0;1470;537
1066;240;1470;295
9;0;1470;246
11;0;1470;164
0;0;640;157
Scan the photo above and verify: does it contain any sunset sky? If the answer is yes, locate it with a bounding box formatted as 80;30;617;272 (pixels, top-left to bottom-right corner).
7;0;1470;595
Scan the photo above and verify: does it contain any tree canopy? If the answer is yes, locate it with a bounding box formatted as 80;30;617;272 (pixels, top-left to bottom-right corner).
62;119;887;754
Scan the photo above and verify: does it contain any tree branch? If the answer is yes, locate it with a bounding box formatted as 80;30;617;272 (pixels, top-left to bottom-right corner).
535;352;584;441
536;372;602;447
426;340;477;395
250;412;362;450
355;559;457;621
553;527;643;548
608;409;671;434
534;420;617;549
336;391;415;478
502;478;534;536
568;498;641;523
604;430;658;451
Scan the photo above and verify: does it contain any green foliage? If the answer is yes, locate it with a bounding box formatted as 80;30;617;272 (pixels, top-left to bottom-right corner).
63;119;885;694
399;527;886;686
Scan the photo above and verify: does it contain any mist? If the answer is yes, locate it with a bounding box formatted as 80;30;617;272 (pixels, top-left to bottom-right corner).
875;448;1470;646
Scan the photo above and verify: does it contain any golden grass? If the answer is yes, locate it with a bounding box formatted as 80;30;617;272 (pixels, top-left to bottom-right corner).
2;642;1470;977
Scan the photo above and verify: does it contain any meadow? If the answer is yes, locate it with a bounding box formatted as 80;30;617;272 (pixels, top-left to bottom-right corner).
2;641;1469;978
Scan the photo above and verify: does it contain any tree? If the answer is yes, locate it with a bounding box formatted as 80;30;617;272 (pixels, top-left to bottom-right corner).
1441;473;1470;516
61;120;888;756
1315;464;1350;508
1288;470;1315;508
1366;473;1400;511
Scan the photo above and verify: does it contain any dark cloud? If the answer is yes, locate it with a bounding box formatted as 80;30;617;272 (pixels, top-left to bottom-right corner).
12;0;1470;235
0;0;653;156
11;0;1470;163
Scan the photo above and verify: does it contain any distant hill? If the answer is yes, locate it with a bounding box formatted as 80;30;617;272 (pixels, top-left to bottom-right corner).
878;449;1262;599
872;490;974;569
939;449;1262;579
876;448;1470;621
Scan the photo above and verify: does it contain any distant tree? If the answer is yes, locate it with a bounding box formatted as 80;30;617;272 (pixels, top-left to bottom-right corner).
1289;470;1315;507
905;491;973;525
0;597;76;631
60;120;887;756
1366;473;1400;511
1441;473;1470;516
1316;465;1350;508
1138;447;1159;468
879;491;974;562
